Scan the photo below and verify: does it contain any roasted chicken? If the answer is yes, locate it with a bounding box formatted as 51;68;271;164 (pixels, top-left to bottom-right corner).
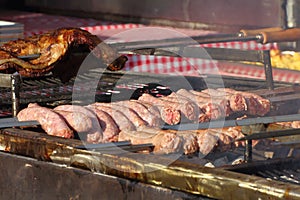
0;27;127;81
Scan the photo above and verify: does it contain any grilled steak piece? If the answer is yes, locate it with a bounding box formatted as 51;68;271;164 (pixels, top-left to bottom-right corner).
85;106;120;143
138;93;181;125
113;100;163;127
17;103;74;138
89;104;136;131
54;110;93;133
0;27;127;78
54;105;103;142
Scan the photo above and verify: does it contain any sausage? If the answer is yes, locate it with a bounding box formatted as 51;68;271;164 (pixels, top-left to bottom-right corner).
118;128;183;154
17;103;74;138
176;89;225;120
160;93;200;122
94;102;146;127
113;100;163;127
85;106;120;143
54;110;93;133
90;103;136;131
138;93;181;125
53;105;103;141
219;88;270;116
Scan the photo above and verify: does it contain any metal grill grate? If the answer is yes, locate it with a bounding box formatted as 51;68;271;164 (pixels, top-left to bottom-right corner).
225;157;300;185
0;69;287;117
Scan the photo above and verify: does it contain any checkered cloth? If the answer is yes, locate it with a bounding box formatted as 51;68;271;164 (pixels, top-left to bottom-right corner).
0;11;299;83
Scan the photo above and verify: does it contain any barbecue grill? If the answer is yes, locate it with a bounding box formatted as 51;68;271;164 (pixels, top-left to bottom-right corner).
1;29;300;200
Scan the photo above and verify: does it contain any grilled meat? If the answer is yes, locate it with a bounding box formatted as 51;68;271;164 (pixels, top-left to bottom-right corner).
93;102;147;127
138;93;181;125
16;87;271;155
195;130;219;155
160;93;200;122
198;89;248;113
189;89;246;115
219;88;271;116
118;128;184;154
132;100;162;119
17;103;74;138
117;127;244;155
176;88;270;119
176;89;226;121
88;104;136;131
0;27;127;79
54;110;93;133
85;107;120;143
113;100;163;127
53;105;103;141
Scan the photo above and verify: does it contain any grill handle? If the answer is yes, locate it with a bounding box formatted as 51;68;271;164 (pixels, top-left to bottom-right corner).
259;27;300;44
239;27;283;37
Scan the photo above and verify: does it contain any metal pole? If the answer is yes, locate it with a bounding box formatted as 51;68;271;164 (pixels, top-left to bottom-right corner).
244;139;253;163
11;73;21;117
262;50;274;90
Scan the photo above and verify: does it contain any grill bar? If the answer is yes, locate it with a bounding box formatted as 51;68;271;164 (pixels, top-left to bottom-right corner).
110;33;260;51
164;114;300;130
1;127;300;199
238;128;300;141
225;157;300;186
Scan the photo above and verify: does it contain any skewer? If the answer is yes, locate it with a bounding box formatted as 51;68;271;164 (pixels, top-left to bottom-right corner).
111;27;300;51
75;141;154;153
0;117;39;128
164;114;300;130
237;128;300;141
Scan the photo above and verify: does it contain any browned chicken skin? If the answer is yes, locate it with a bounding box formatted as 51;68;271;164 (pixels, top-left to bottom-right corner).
0;27;127;79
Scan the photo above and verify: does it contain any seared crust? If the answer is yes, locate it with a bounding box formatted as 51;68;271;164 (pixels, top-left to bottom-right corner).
0;27;127;78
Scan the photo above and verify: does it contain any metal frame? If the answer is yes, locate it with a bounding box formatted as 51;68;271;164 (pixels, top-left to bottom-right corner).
1;127;300;200
110;29;276;89
0;73;21;117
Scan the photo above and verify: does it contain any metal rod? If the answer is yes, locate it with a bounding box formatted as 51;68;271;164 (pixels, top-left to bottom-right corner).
262;50;274;90
281;0;288;29
164;114;300;130
238;128;300;141
10;73;21;117
111;34;260;51
75;141;132;149
0;118;39;128
244;139;252;163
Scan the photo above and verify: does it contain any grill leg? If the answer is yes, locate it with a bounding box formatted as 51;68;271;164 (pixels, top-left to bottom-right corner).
244;139;252;163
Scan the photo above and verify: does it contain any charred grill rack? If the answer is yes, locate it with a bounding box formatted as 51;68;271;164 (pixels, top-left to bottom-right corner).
0;46;284;117
1;35;300;199
0;30;286;115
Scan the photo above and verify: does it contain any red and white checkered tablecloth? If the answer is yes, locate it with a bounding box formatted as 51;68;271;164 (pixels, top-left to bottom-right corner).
0;10;299;83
